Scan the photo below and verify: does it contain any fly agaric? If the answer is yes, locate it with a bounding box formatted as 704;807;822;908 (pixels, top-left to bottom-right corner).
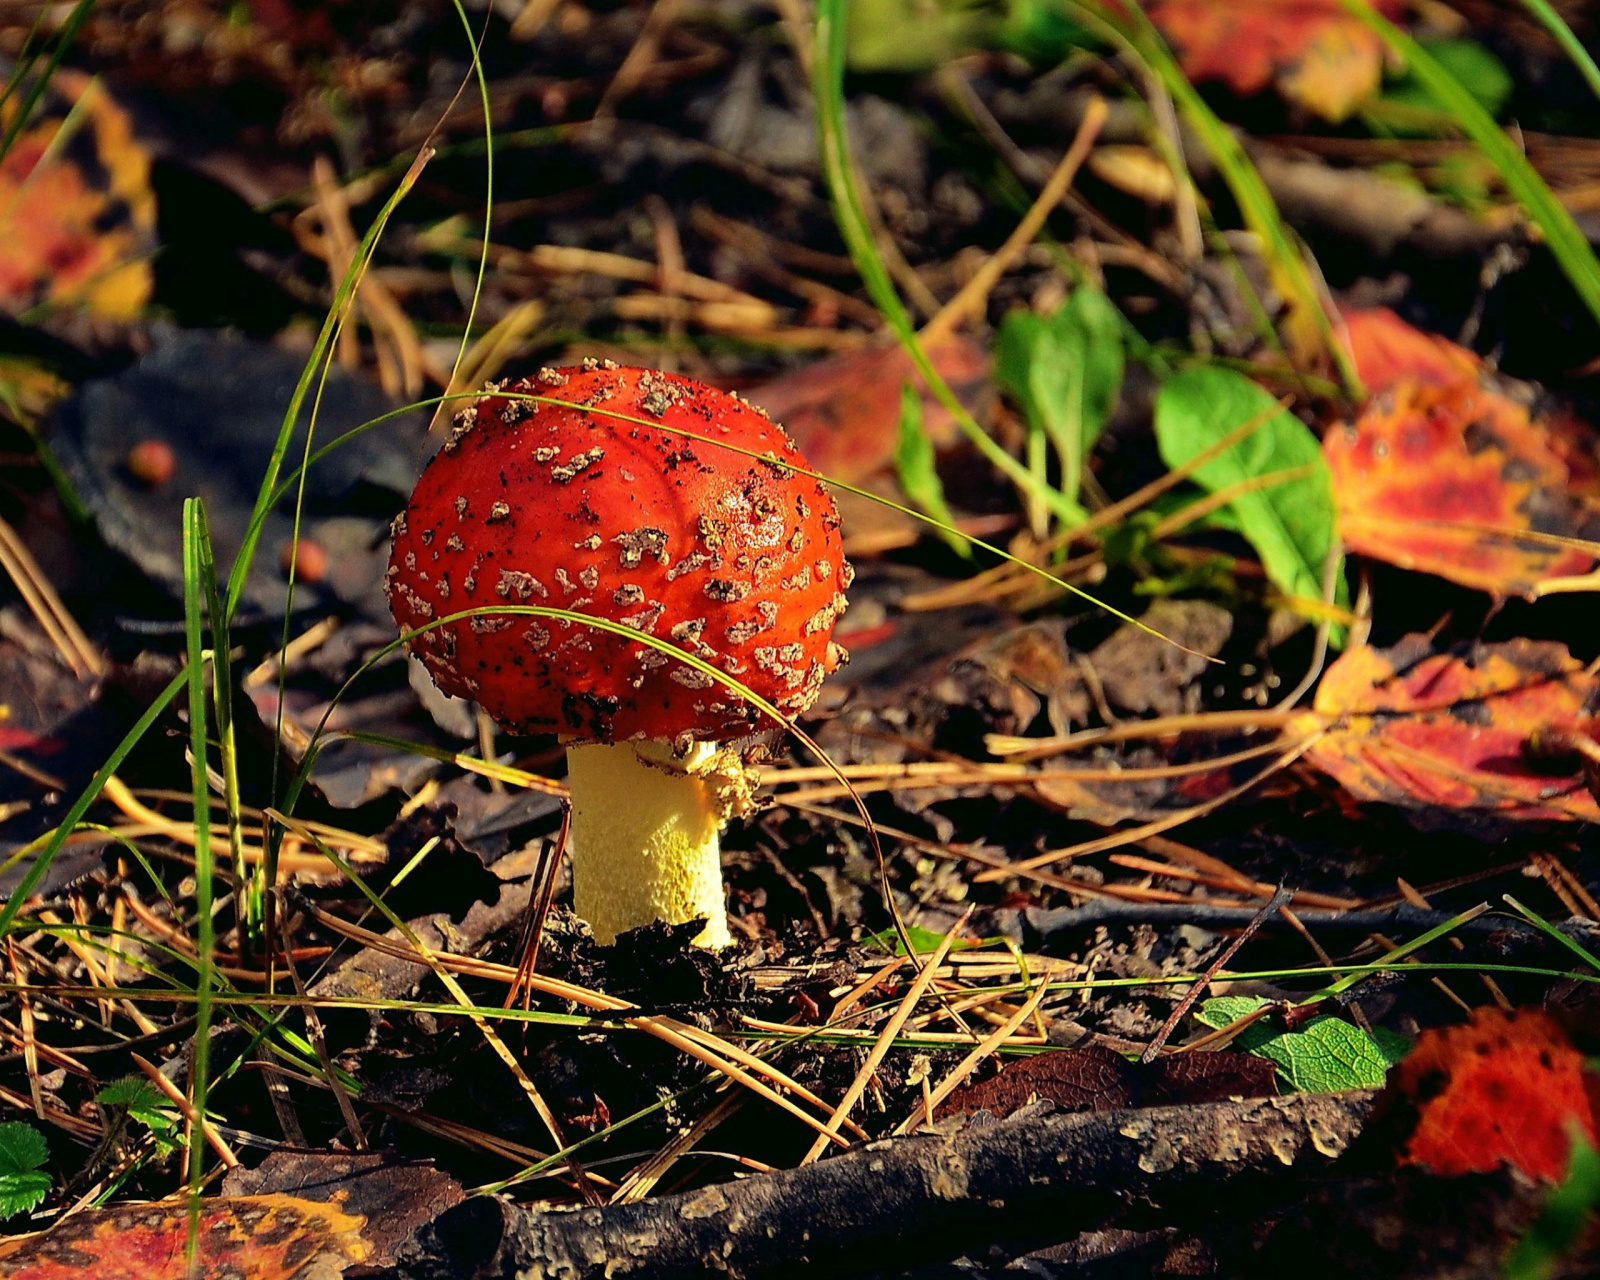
387;362;851;947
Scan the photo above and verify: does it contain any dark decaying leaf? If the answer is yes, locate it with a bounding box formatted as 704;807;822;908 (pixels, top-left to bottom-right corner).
46;330;427;622
1081;598;1233;718
223;1151;464;1271
1299;634;1600;821
0;1194;370;1278
937;1044;1278;1121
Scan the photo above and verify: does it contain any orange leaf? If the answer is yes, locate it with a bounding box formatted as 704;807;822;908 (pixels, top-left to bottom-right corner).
1326;309;1600;598
0;72;156;319
1390;1008;1600;1184
0;1194;369;1279
1148;0;1403;122
1300;634;1600;820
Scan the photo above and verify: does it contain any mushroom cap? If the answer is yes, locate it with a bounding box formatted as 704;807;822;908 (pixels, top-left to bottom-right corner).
387;363;851;742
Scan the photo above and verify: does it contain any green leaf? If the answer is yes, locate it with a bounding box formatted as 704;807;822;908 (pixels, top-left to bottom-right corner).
1383;39;1513;120
1256;1016;1399;1092
847;0;996;70
996;286;1124;509
1153;366;1346;620
1371;1027;1415;1068
98;1077;181;1152
1196;997;1397;1093
0;1122;49;1220
894;380;964;553
998;0;1095;63
862;924;987;955
1196;994;1270;1027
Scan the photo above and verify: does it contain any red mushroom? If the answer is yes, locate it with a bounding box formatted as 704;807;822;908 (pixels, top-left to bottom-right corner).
387;362;851;947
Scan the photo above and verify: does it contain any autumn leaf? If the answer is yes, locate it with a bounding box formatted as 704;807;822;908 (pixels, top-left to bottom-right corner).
1325;381;1600;598
1339;307;1482;392
1299;634;1600;821
747;335;992;542
0;72;156;319
1147;0;1404;122
1326;309;1600;599
747;336;992;486
0;1194;370;1278
1389;1008;1600;1184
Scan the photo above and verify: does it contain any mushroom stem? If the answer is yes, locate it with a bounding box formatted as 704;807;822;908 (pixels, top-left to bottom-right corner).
566;739;754;948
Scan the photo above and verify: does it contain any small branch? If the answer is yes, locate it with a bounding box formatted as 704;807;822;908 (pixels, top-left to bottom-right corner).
403;1092;1375;1280
130;1053;239;1170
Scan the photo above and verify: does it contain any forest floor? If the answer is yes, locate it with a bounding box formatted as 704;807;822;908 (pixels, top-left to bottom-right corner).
0;0;1597;1276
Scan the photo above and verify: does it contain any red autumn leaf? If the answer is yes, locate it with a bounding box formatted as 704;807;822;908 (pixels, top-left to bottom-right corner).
1390;1008;1600;1184
1148;0;1403;122
1298;634;1600;820
0;1194;370;1278
1325;381;1600;597
1340;306;1483;393
1325;309;1600;599
746;336;991;486
0;72;156;319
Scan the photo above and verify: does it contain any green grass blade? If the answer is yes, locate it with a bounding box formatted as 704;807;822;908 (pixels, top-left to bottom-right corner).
1303;903;1491;1003
1343;0;1600;332
1502;895;1600;974
189;497;247;953
1086;0;1362;400
180;500;218;1221
0;11;50;123
813;0;1083;524
224;152;431;626
0;0;95;167
441;0;498;402
1516;0;1600;104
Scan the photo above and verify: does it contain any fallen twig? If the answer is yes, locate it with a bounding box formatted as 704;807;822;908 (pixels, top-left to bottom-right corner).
402;1091;1376;1280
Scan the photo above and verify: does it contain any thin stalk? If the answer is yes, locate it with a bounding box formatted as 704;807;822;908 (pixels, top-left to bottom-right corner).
180;499;219;1252
1502;895;1600;974
191;505;247;960
812;0;1089;526
1304;903;1491;1004
1516;0;1600;104
0;0;95;166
